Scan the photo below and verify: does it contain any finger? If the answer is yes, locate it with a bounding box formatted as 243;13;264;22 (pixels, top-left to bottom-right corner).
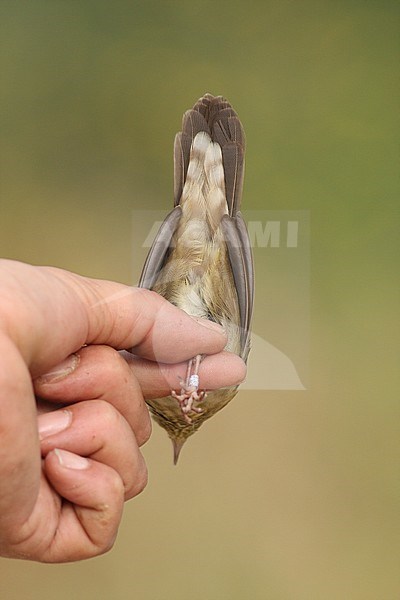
38;401;148;500
122;351;247;399
42;449;125;561
0;261;228;374
34;345;151;447
127;294;228;363
0;332;40;538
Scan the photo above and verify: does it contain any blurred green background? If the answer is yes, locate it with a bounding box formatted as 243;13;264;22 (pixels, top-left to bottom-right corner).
0;1;398;599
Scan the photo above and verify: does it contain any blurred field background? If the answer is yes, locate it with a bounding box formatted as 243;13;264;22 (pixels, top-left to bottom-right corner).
0;1;398;599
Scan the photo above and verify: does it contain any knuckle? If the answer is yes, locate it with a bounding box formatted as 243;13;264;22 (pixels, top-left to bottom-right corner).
127;459;148;499
92;398;120;429
107;472;126;502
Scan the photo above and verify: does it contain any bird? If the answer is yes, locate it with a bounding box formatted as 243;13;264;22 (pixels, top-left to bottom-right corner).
138;93;254;463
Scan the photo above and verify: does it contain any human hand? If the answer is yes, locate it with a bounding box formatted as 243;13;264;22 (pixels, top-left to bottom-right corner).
0;260;245;562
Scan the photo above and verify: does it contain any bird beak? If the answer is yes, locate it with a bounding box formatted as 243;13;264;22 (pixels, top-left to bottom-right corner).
172;438;186;465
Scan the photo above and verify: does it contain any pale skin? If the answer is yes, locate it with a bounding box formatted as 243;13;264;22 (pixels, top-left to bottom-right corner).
0;260;246;563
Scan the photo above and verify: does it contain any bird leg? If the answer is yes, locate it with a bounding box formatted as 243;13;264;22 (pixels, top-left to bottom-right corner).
171;354;206;423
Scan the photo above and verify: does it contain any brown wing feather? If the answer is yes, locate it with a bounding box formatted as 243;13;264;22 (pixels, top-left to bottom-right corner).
138;206;182;289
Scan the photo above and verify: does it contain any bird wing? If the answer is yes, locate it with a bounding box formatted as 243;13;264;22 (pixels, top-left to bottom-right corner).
138;206;182;289
221;212;254;360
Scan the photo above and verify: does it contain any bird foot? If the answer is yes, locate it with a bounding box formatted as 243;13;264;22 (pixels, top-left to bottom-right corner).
171;355;207;423
171;387;206;424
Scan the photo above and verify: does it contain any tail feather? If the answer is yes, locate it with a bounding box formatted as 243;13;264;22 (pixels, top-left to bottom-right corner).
174;94;245;216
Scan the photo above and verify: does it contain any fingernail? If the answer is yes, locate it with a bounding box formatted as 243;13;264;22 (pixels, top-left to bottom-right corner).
37;353;80;384
38;409;72;440
54;449;89;470
192;317;225;335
